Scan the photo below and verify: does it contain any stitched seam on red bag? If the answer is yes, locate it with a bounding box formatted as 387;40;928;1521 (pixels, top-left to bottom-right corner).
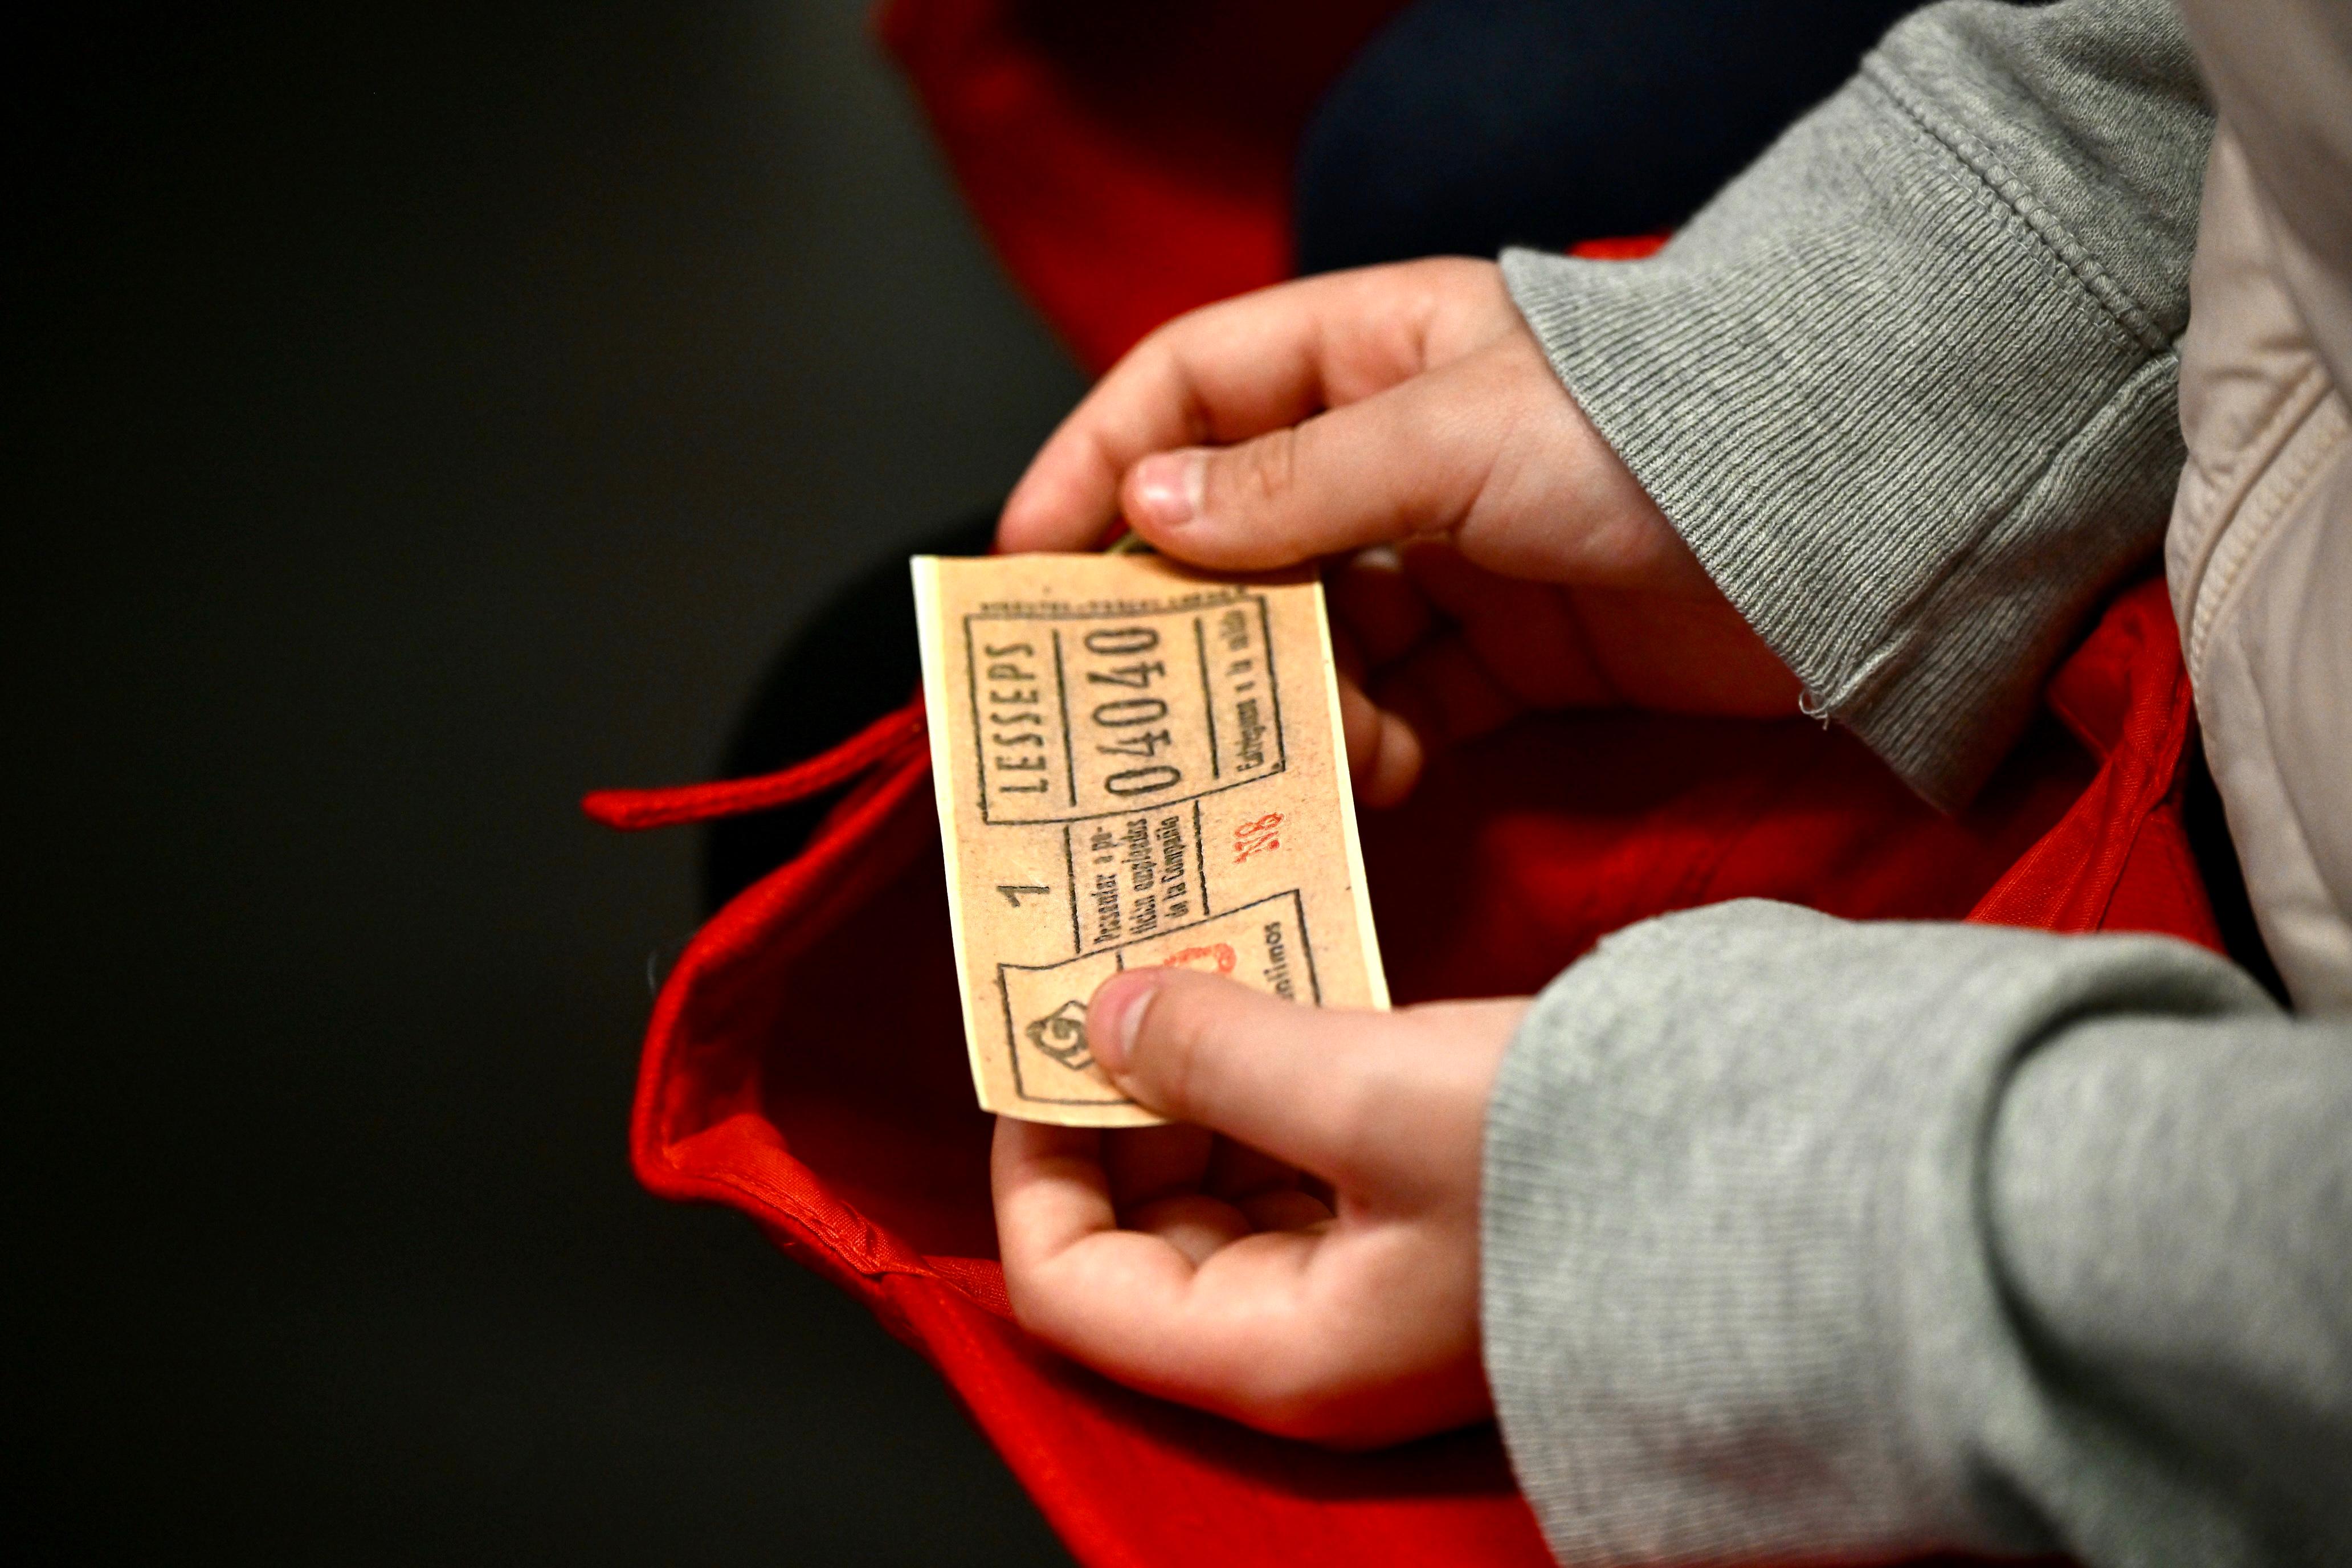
641;1142;933;1284
700;1163;929;1279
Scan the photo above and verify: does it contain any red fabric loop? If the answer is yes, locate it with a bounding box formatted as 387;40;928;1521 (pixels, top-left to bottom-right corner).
579;702;925;831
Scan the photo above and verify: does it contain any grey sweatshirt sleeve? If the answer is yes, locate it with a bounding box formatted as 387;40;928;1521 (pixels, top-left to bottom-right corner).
1481;901;2352;1567
1502;0;2212;808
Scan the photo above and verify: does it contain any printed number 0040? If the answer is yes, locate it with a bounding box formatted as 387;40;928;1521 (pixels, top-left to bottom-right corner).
1232;812;1282;864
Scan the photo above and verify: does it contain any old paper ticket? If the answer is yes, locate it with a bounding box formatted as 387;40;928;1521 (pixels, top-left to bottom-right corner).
912;552;1388;1126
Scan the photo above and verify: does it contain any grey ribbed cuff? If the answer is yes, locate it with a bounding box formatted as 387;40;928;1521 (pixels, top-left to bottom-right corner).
1501;1;2207;807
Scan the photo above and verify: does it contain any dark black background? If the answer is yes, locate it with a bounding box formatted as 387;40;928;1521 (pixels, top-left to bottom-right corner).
18;3;1085;1559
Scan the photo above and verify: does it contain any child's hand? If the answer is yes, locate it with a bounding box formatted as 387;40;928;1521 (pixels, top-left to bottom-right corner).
998;258;1800;805
992;967;1524;1448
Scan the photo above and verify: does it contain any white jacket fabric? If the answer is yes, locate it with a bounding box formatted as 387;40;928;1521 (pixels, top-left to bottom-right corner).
2169;1;2352;1009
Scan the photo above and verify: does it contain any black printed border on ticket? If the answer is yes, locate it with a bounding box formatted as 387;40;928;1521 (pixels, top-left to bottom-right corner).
997;887;1323;1106
962;594;1287;826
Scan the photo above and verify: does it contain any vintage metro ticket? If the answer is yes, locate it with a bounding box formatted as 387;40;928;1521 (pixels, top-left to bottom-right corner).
912;552;1389;1126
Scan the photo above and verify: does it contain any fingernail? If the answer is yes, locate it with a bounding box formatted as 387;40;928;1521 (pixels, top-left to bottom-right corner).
1129;451;1203;530
1088;971;1157;1075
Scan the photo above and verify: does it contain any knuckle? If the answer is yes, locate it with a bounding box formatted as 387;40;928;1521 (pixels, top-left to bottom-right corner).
1415;254;1483;291
1136;307;1200;360
1230;427;1300;511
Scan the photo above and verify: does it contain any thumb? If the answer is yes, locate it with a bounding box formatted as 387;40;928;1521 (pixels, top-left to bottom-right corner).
1119;354;1501;570
1088;968;1396;1184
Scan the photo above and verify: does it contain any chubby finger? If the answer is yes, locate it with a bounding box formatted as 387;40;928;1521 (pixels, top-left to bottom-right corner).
1115;352;1502;570
998;262;1498;554
1008;1215;1333;1424
993;1115;1117;1262
995;1115;1322;1416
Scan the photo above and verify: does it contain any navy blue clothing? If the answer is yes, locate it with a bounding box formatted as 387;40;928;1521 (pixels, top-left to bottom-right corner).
1295;0;1920;271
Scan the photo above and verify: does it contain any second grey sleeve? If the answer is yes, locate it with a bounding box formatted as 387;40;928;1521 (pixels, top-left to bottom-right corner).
1482;903;2352;1566
1503;0;2212;808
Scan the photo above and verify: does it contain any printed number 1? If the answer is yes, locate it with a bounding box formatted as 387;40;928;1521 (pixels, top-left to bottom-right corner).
1232;812;1281;863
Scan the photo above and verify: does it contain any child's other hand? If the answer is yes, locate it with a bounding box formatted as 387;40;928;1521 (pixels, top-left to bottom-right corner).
992;968;1523;1448
998;259;1800;805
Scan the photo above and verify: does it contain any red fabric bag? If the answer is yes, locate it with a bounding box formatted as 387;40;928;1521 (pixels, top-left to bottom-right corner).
584;575;2216;1568
583;9;2223;1560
